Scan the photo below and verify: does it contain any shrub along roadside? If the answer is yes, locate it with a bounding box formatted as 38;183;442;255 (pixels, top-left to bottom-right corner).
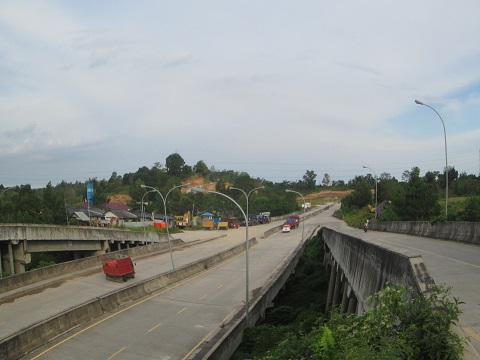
233;233;465;360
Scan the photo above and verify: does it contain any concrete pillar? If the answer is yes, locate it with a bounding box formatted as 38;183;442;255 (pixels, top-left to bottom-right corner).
340;281;349;314
347;294;358;314
0;246;3;276
332;269;343;307
326;261;337;311
117;242;121;251
8;243;14;275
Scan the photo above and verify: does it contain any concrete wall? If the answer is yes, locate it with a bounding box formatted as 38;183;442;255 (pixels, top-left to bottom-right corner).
371;221;480;245
0;224;167;275
0;224;163;242
0;239;180;298
321;227;431;313
0;238;257;360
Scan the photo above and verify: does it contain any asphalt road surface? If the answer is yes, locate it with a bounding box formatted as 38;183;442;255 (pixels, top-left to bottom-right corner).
23;208;333;359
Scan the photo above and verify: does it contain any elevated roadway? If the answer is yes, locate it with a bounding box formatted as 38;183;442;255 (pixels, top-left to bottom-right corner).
1;207;330;360
1;205;479;359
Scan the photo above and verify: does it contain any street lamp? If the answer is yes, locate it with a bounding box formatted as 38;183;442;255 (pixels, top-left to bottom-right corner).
285;190;306;242
363;166;377;219
190;187;252;327
141;183;190;269
415;100;448;218
230;185;264;234
141;189;156;243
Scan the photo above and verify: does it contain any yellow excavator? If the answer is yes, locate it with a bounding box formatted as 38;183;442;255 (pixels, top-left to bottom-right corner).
176;211;192;228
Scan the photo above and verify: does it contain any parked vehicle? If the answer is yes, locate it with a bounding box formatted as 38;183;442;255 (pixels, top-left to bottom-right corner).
102;256;135;282
227;218;240;229
256;214;270;224
202;219;215;230
284;215;300;229
241;214;259;226
218;219;229;230
282;224;291;233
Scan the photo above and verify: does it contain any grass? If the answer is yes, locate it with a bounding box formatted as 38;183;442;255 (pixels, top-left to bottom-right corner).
342;207;375;228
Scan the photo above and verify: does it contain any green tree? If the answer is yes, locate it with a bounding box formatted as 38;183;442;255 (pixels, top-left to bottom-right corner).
303;170;317;190
404;171;441;220
193;160;210;177
165;153;186;177
42;182;66;224
461;196;480;221
341;180;372;211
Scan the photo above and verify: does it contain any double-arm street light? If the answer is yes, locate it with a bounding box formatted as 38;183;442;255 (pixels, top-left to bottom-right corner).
141;183;190;269
415;100;449;218
190;187;252;327
230;185;265;245
363;165;378;219
141;189;156;243
285;190;306;242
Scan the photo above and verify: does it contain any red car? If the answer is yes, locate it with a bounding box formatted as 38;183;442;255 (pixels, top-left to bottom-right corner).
283;215;300;229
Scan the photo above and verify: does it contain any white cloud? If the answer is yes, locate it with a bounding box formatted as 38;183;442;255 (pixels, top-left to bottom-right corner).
1;0;479;188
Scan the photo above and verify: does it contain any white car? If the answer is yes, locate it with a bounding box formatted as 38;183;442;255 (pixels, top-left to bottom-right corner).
282;224;291;233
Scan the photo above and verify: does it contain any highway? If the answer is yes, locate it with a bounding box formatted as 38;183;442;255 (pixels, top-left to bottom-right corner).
20;208;333;360
1;204;479;358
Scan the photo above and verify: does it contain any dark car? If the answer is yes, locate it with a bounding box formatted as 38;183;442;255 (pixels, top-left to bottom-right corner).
241;214;259;226
227;218;240;229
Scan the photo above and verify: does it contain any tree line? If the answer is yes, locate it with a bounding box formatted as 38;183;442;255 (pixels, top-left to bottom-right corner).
1;153;479;224
341;166;480;221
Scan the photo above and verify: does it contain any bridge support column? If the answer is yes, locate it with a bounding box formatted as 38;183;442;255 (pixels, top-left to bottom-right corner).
8;243;14;275
92;240;109;256
0;246;3;276
326;261;337;311
340;282;349;314
332;269;343;307
347;295;358;314
10;241;31;274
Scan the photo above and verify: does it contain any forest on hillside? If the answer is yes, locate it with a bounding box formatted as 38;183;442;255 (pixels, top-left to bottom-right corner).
1;153;480;225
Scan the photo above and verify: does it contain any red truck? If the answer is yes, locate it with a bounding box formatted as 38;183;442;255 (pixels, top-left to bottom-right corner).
102;256;135;282
283;215;300;229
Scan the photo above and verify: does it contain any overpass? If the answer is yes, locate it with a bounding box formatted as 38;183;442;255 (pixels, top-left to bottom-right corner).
0;224;168;275
0;207;479;359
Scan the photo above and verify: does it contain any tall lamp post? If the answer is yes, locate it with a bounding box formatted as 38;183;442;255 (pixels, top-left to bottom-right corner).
363;165;378;219
285;190;306;242
230;186;265;245
141;183;190;269
191;187;252;326
141;189;156;243
415;100;448;218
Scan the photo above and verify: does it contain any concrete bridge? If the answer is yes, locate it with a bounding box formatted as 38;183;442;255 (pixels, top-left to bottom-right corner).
0;207;479;359
0;224;167;275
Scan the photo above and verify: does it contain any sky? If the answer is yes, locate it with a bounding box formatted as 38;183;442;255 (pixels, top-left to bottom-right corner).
1;1;480;189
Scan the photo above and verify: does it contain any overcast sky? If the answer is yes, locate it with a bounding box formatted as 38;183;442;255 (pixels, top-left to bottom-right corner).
1;1;479;189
